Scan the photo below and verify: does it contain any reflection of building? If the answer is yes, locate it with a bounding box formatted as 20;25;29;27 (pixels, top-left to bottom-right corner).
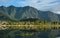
0;21;9;25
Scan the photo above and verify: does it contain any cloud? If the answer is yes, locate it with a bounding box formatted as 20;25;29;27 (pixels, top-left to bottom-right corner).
50;4;60;14
0;0;60;14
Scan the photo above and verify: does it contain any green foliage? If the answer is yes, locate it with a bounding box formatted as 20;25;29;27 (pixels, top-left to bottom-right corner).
8;19;47;25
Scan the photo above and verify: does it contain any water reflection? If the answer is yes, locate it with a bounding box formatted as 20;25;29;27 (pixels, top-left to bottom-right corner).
0;29;60;38
56;37;60;38
7;30;51;38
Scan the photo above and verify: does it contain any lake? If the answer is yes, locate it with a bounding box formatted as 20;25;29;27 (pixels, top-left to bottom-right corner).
0;29;60;38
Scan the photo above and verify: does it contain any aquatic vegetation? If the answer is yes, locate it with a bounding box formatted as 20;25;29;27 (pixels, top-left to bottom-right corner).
16;33;34;36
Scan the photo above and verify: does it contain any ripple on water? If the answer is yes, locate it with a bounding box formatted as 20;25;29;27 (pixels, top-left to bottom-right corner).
56;37;60;38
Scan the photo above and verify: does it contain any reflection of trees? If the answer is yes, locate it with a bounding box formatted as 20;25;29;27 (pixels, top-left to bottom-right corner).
49;29;59;38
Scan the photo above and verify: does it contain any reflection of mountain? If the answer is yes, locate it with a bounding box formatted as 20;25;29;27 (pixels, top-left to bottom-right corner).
0;6;60;22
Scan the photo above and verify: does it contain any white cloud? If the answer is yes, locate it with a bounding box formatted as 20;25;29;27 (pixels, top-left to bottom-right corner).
55;11;60;14
0;0;60;14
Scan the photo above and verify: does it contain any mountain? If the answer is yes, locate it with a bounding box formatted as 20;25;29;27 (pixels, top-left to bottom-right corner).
0;6;60;22
38;11;59;22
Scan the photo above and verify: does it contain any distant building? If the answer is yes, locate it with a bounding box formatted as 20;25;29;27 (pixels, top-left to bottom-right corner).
0;21;9;25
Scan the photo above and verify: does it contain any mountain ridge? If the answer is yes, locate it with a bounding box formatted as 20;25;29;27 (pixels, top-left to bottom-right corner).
0;6;60;22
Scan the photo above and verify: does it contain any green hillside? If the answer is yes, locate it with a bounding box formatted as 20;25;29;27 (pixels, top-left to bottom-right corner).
0;6;60;22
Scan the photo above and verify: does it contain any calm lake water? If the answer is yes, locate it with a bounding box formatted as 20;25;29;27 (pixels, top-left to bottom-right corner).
56;37;60;38
0;29;60;38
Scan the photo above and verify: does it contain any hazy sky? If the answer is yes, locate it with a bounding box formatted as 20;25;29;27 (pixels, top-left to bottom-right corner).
0;0;60;14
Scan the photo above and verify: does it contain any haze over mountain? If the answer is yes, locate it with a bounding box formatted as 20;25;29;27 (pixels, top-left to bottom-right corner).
0;6;60;22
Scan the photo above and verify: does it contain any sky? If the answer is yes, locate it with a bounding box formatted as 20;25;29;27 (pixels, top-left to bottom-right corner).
0;0;60;14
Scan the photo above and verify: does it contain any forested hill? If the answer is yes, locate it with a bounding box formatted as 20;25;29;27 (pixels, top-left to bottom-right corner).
0;6;60;22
